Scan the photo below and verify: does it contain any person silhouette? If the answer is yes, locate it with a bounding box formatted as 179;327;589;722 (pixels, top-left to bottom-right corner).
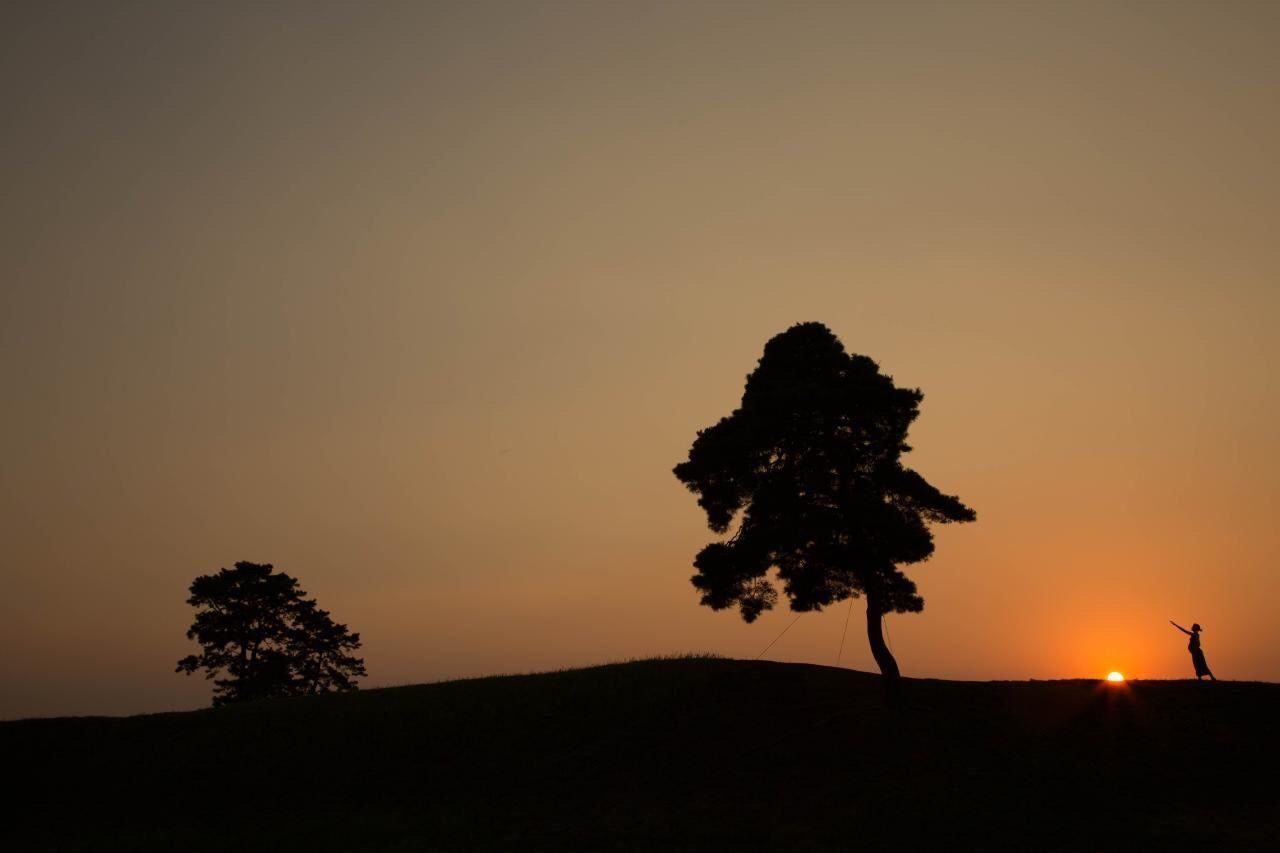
1169;621;1216;681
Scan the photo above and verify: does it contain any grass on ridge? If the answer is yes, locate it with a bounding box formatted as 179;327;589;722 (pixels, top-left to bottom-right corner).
4;656;1276;852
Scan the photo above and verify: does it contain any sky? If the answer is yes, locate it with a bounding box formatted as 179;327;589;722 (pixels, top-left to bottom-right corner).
2;0;1279;719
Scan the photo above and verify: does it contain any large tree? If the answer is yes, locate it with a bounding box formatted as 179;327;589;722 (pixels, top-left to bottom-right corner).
176;561;366;706
673;322;975;680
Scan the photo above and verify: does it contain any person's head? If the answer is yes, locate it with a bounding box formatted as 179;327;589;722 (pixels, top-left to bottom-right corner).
1192;623;1202;632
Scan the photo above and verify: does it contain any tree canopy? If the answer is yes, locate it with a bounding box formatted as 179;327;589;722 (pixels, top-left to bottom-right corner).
176;561;366;706
673;322;975;678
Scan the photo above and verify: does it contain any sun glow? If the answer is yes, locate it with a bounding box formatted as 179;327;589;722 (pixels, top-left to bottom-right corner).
1106;671;1125;683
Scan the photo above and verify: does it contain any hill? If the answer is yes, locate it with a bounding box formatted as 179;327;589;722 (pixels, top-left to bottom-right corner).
3;656;1277;851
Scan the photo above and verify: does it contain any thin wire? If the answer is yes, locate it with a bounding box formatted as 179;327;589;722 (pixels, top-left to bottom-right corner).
755;613;803;660
882;613;894;656
835;597;854;666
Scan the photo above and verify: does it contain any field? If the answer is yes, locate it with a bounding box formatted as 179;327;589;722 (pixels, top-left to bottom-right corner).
4;656;1276;851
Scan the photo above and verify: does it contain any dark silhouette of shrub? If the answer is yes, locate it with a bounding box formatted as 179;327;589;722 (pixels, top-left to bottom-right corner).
176;561;365;705
673;322;975;680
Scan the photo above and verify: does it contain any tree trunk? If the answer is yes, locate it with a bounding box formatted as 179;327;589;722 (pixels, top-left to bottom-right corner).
865;593;900;681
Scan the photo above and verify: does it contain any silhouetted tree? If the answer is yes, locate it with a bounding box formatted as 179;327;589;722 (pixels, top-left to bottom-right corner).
673;322;975;680
176;561;366;706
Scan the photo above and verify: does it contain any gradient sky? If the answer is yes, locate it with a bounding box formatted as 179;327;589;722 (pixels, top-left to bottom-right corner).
3;0;1279;719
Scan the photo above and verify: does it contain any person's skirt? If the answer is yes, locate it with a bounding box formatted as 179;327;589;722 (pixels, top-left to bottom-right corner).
1190;648;1212;677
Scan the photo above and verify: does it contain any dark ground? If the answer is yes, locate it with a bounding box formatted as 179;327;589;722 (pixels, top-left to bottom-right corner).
3;656;1277;852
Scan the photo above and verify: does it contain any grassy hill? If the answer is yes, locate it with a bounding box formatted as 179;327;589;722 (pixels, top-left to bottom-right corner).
4;656;1277;852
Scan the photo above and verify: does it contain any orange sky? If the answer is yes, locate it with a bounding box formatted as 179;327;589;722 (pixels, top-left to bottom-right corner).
3;1;1279;718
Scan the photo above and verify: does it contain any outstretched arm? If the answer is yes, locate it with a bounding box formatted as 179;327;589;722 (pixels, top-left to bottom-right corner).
1170;620;1191;635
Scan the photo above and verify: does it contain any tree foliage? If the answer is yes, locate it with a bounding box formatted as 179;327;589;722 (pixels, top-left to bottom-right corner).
673;322;975;676
176;561;366;706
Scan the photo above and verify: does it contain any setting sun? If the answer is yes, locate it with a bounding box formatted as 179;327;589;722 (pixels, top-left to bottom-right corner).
1106;672;1126;683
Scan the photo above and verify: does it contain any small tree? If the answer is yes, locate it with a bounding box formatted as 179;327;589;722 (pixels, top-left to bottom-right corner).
176;561;366;706
673;322;975;680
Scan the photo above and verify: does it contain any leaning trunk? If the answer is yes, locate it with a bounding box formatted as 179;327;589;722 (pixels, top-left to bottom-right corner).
865;593;901;680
